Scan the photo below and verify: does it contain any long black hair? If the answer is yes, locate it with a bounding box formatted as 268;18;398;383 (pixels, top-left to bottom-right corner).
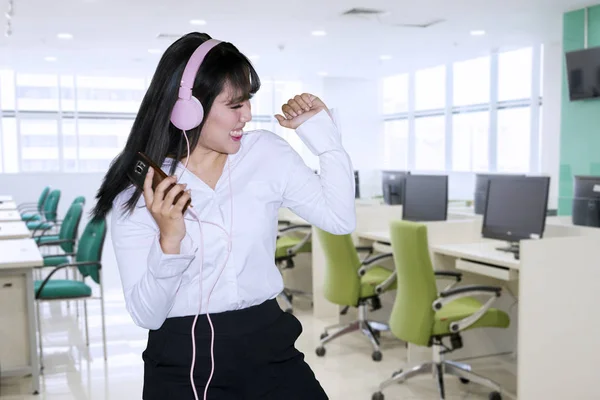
91;32;260;221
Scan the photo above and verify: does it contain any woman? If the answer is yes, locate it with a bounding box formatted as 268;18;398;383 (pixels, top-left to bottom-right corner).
92;32;356;399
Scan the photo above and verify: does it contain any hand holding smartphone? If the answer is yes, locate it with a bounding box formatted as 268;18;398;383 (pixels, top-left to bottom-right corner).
127;152;192;254
127;152;191;213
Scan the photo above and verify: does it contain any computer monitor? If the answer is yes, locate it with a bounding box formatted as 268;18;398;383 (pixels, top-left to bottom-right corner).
482;176;550;252
402;175;448;222
354;170;360;199
474;173;525;214
572;175;600;227
381;170;409;205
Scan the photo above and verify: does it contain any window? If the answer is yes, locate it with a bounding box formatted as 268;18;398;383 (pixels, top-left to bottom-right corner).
453;56;490;106
381;45;542;178
1;117;17;172
0;70;15;110
62;119;77;172
497;107;531;172
16;74;59;111
414;115;445;170
19;118;60;172
273;81;302;113
251;80;274;116
452;111;489;171
60;75;76;112
415;65;445;111
76;76;145;113
383;120;409;169
498;47;533;101
76;119;133;172
382;74;408;114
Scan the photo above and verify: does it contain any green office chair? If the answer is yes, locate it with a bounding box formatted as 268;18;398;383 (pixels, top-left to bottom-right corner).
27;189;61;231
372;220;510;400
32;196;84;243
314;228;397;361
33;196;85;245
275;224;312;313
34;217;108;367
36;202;84;263
19;186;51;222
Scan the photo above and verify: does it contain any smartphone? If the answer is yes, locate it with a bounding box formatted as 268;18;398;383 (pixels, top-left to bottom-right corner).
127;151;191;213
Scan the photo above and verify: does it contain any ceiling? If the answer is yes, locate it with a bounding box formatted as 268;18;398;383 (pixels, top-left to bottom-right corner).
0;0;591;80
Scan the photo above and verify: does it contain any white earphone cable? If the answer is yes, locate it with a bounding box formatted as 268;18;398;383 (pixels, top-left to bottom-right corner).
179;131;233;400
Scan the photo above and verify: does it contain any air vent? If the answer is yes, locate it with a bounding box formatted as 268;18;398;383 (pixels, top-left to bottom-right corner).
156;33;183;40
393;18;446;28
341;7;387;16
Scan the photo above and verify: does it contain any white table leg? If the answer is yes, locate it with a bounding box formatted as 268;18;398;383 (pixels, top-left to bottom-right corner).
25;269;40;394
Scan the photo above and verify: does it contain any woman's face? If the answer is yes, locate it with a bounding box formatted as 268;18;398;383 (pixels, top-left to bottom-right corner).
197;82;252;155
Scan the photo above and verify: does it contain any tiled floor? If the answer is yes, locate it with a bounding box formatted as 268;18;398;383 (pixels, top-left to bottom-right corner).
0;237;516;399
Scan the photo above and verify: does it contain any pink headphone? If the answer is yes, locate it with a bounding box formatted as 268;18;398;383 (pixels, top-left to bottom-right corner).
170;38;222;131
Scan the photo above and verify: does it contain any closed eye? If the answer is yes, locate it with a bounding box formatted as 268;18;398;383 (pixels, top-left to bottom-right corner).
230;104;243;109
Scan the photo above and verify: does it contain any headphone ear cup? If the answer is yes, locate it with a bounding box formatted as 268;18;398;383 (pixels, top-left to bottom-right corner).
170;96;204;131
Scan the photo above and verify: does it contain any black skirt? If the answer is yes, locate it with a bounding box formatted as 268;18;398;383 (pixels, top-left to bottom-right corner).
142;299;329;399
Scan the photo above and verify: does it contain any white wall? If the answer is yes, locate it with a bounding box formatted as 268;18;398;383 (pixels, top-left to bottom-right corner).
540;41;563;210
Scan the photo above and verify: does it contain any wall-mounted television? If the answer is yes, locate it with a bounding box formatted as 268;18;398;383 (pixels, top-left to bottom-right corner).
565;46;600;101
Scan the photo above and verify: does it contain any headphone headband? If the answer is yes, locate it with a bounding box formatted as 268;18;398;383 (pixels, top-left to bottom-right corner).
170;38;222;131
178;39;222;100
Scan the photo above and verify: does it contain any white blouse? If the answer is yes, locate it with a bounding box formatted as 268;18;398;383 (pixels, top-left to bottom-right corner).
111;109;356;330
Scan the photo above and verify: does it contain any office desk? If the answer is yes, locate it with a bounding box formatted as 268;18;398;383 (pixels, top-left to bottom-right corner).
431;242;520;281
0;222;31;240
356;230;393;253
0;201;17;211
0;239;42;394
0;210;22;222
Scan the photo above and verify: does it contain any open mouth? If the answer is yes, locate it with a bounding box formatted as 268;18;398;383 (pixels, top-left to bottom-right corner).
230;129;243;142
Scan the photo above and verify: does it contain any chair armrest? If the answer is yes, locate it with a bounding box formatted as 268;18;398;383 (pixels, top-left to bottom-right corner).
38;239;75;247
18;203;38;211
358;252;393;276
288;231;312;255
434;271;462;281
375;271;397;294
42;253;75;259
438;285;501;299
432;285;503;333
278;224;312;234
276;224;312;257
434;271;463;291
355;246;374;253
356;246;374;263
35;261;101;299
31;223;56;237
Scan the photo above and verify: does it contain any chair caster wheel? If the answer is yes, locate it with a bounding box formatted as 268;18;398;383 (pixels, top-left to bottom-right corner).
371;351;382;362
320;332;328;340
316;346;326;357
489;391;502;400
372;392;384;400
460;378;470;384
